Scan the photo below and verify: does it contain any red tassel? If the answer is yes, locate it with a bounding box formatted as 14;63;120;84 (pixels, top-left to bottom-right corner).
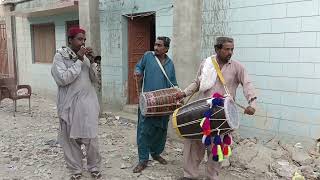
223;145;229;156
203;129;211;136
223;134;232;145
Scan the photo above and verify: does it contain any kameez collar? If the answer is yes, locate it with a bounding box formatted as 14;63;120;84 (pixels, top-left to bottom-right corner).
56;46;78;61
152;51;170;66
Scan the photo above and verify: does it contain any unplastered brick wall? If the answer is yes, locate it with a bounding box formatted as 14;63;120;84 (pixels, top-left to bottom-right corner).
201;0;320;140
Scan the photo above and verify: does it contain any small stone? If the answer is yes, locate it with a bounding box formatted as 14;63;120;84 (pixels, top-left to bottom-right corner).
26;161;34;166
1;158;11;164
291;148;313;165
120;163;132;169
221;159;230;167
11;157;20;162
271;160;298;178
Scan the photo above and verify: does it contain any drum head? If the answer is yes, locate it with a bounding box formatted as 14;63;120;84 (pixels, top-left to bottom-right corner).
224;96;240;129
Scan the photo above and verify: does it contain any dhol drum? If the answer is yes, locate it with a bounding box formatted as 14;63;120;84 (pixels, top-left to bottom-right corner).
172;96;239;139
140;87;183;117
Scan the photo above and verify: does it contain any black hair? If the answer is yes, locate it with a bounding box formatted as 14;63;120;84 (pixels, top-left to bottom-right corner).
214;36;234;51
157;36;171;48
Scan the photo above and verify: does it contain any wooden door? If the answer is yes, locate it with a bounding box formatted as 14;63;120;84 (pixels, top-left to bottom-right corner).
32;23;56;63
0;23;8;78
128;15;154;104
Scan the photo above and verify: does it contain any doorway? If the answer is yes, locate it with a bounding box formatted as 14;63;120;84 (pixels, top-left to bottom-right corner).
127;13;155;104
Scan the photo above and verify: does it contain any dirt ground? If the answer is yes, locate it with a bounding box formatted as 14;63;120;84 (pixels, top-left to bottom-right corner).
0;94;248;180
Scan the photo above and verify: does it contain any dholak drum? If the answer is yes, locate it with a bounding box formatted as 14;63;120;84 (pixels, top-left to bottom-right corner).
140;87;183;117
172;96;239;139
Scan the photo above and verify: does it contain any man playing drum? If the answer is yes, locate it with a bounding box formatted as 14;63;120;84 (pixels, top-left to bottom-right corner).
175;36;257;180
133;37;178;173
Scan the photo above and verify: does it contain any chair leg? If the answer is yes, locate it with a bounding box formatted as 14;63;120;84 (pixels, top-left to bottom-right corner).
15;100;17;112
28;98;31;114
13;100;16;117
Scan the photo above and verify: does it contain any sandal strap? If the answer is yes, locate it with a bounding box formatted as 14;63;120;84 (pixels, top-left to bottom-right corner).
91;171;102;178
133;162;148;173
70;174;82;180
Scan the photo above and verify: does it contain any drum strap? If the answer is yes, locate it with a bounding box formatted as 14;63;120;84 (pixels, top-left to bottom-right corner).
211;57;246;110
141;53;177;93
154;53;176;88
211;57;231;96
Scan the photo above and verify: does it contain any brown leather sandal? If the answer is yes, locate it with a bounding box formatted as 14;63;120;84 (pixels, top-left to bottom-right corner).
152;155;168;165
133;161;148;173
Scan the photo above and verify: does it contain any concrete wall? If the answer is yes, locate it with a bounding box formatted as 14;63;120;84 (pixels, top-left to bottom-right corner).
201;0;320;140
99;0;174;109
15;12;78;97
14;0;62;10
172;0;202;90
79;0;101;54
79;0;102;107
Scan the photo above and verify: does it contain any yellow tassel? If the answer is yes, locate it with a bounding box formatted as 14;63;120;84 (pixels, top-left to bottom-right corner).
200;117;206;127
227;146;232;157
217;145;224;162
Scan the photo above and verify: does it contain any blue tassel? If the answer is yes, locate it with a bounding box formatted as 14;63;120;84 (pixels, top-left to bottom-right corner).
214;135;221;145
203;110;212;118
213;155;219;161
212;98;224;106
204;136;211;146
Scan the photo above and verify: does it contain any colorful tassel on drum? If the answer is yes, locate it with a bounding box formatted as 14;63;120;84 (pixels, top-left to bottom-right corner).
202;135;212;146
200;117;211;136
212;93;224;98
200;117;212;146
222;134;232;158
200;108;213;146
212;135;224;162
212;98;224;106
211;93;224;107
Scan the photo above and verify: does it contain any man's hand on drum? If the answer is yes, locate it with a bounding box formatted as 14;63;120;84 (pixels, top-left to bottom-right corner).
175;91;186;100
244;106;255;115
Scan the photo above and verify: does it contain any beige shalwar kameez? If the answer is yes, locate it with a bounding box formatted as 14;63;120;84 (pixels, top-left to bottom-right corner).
182;56;257;180
51;47;101;174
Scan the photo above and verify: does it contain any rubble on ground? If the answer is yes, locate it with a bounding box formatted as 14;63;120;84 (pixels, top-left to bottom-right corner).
0;94;319;180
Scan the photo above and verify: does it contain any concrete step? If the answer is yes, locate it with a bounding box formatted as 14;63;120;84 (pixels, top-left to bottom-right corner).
116;110;138;123
108;109;183;143
122;104;138;114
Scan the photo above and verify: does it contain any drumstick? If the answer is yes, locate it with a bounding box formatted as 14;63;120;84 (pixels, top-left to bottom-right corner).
184;90;196;104
234;101;246;110
135;77;140;97
226;94;246;110
222;84;245;110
